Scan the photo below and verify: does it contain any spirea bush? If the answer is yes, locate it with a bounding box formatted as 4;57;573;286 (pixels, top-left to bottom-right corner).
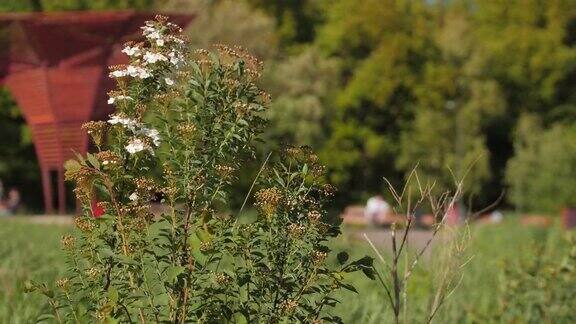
29;16;371;323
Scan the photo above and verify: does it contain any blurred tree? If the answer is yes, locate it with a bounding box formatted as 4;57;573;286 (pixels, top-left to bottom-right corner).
263;47;339;148
398;8;505;203
246;0;324;48
0;89;41;211
471;0;576;207
506;116;576;213
316;0;436;203
163;0;278;60
316;0;576;209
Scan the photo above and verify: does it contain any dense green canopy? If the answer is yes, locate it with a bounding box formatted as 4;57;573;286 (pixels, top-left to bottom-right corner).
1;0;575;213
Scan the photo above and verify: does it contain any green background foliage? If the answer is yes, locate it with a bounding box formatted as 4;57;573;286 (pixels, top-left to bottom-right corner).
1;0;576;213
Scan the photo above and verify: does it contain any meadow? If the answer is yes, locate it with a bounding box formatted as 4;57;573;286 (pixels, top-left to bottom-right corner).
1;216;572;323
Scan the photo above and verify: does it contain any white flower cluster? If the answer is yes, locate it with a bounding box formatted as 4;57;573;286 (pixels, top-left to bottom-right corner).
110;19;185;83
129;192;139;201
109;65;152;79
142;24;165;46
141;21;184;47
107;95;133;105
121;46;141;57
143;51;167;64
108;115;161;154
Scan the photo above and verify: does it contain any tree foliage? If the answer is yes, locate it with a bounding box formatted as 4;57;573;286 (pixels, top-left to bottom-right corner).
506;116;576;213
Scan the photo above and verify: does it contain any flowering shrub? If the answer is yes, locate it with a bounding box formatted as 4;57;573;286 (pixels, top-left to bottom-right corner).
29;16;370;323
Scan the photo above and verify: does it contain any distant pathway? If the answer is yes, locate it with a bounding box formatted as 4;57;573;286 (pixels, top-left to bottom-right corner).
4;215;73;225
346;227;435;252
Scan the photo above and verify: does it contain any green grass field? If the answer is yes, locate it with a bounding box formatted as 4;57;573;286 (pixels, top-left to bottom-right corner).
0;217;571;323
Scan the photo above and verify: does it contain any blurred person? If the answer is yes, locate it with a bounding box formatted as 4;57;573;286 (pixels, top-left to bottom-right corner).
364;195;390;225
489;210;503;224
5;188;21;215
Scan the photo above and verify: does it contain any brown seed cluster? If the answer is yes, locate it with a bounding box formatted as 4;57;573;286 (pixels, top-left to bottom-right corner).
66;166;97;202
280;299;298;313
255;187;283;217
287;223;306;238
321;184;337;198
307;210;322;223
213;44;263;75
215;164;235;179
214;273;232;285
135;177;157;192
96;151;122;168
260;90;272;105
82;121;107;147
233;102;251;116
177;122;196;137
200;241;212;253
56;278;70;290
312;251;327;265
75;216;95;232
86;267;100;279
61;235;76;250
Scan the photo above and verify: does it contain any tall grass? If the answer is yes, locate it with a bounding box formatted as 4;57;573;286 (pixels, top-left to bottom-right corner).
0;216;570;323
0;220;70;323
332;218;569;323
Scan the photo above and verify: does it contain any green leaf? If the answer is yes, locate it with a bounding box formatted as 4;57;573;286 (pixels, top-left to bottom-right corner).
166;266;185;283
340;283;358;294
232;312;248;324
36;314;55;323
86;153;100;169
337;251;349;265
63;159;81;173
107;286;119;306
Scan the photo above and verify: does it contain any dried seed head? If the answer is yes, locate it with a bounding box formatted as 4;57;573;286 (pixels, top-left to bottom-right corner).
176;122;196;137
73;187;90;203
255;187;283;217
233;102;250;116
260;90;272;105
307;210;322;223
284;146;302;159
82;121;107;146
287;223;306;238
280;299;298;313
321;184;337;198
215;164;235;179
135;177;156;192
200;241;213;253
312;250;327;265
56;278;70;290
214;273;232;285
96;151;122;168
61;235;75;250
74;216;95;232
311;163;325;177
155;15;168;23
86;267;100;279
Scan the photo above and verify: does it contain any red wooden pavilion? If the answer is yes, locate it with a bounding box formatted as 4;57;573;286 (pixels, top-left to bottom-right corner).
0;11;192;214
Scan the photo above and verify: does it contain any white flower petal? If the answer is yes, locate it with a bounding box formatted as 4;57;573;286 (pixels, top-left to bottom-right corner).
122;46;141;57
125;138;147;154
